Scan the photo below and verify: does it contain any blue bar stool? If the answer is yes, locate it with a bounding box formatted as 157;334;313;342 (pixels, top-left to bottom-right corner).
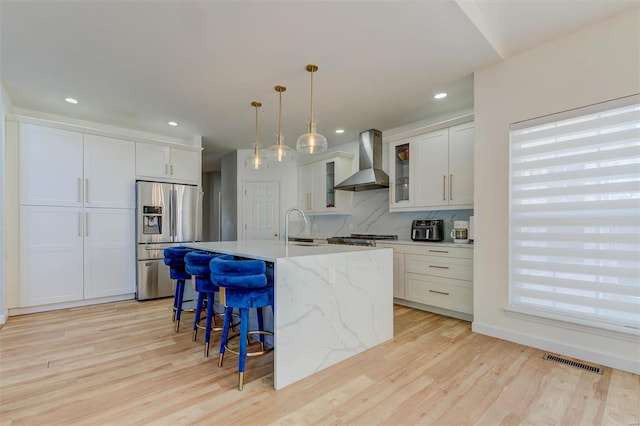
185;251;223;356
163;246;193;332
210;255;274;391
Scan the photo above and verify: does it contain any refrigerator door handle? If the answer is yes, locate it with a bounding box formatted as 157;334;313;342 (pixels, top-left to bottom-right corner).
169;189;178;238
195;191;203;242
218;191;222;241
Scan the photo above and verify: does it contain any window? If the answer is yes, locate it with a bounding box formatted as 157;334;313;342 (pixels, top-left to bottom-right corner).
509;94;640;335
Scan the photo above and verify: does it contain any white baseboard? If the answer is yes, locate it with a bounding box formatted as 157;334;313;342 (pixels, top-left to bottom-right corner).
0;308;8;325
7;294;135;317
472;321;640;375
394;298;473;322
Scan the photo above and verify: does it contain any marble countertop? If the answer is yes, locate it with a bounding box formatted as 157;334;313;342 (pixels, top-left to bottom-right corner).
183;240;384;262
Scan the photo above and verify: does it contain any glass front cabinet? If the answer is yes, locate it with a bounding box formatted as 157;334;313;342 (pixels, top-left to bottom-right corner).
388;122;474;212
298;151;354;215
389;139;413;210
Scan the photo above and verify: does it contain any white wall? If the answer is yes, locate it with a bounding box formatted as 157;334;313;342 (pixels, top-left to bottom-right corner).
0;85;10;323
220;151;238;240
473;9;640;373
201;171;222;241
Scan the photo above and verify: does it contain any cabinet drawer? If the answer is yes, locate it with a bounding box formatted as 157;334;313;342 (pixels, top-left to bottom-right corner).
405;254;473;281
405;273;473;314
404;244;473;259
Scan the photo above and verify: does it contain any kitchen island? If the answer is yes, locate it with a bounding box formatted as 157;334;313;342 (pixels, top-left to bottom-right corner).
184;240;393;389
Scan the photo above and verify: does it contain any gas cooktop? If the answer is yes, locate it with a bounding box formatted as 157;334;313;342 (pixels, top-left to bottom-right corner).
327;234;398;246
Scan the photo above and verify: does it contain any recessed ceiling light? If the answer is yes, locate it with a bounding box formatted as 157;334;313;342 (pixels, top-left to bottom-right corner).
434;92;447;99
168;121;178;127
65;97;78;104
335;129;345;134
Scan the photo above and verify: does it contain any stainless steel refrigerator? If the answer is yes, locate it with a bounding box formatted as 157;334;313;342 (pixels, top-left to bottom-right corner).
136;181;201;300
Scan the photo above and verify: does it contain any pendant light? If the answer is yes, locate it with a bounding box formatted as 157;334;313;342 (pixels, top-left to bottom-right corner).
245;101;268;170
296;64;328;154
267;85;295;162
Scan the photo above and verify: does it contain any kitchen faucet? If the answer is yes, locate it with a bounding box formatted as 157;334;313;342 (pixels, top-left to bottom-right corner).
284;207;308;244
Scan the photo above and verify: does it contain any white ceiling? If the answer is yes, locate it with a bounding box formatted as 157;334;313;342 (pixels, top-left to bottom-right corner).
1;0;636;171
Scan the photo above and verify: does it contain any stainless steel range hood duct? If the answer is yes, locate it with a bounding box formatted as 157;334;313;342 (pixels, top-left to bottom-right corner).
334;129;389;191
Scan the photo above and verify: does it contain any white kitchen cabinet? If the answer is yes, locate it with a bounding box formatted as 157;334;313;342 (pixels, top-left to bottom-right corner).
84;134;136;208
404;244;473;316
19;206;135;306
135;142;201;184
83;208;135;299
19;124;135;208
19;124;84;207
376;242;405;299
19;206;85;306
298;152;354;215
135;143;170;178
389;122;474;211
377;241;473;320
18;122;137;310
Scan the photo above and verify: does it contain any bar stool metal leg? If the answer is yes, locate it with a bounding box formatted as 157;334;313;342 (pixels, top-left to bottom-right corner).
218;306;234;367
174;279;186;332
192;291;205;341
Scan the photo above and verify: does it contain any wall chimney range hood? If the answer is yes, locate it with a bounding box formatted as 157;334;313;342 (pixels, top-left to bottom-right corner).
334;129;389;191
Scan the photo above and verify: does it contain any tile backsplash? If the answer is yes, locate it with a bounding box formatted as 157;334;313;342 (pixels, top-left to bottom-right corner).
300;188;473;242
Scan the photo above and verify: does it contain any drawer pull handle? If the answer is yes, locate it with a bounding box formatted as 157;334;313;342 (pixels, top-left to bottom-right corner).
429;265;449;269
429;249;449;253
429;289;450;296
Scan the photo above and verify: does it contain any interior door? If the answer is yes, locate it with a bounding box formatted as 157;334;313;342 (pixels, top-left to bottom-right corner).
244;181;280;240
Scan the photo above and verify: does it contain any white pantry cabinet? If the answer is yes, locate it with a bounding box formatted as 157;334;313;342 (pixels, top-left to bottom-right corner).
17;122;137;310
389;122;474;212
19;124;135;208
298;152;354;215
84;134;136;208
135;142;200;184
19;125;84;207
19;206;85;306
19;206;135;307
83;208;135;299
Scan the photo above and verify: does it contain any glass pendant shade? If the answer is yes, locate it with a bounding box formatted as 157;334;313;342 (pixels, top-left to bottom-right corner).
245;151;267;170
296;64;327;154
267;137;295;162
245;101;268;170
267;85;295;163
296;121;328;154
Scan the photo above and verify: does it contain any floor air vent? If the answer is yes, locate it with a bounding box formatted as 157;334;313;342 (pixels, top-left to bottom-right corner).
543;353;604;374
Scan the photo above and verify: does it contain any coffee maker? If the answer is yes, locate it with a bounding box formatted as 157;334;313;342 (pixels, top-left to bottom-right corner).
450;220;470;244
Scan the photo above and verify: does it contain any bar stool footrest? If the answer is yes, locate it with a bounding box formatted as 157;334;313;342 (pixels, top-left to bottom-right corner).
224;331;274;357
195;312;240;332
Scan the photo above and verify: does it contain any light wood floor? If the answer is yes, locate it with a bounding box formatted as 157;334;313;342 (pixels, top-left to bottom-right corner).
1;300;638;425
